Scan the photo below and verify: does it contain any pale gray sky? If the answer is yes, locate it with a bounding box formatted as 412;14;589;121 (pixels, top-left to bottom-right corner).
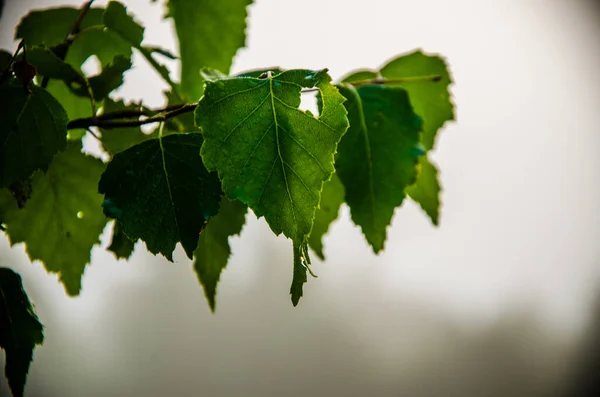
1;0;600;396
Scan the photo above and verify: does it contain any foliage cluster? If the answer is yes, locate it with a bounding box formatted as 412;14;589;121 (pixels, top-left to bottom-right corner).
0;1;454;395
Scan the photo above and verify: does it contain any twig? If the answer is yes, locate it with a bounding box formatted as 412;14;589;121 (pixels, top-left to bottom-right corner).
68;103;197;130
66;74;443;130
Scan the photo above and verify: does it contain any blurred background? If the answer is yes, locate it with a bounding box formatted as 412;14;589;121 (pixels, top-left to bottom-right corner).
1;0;600;396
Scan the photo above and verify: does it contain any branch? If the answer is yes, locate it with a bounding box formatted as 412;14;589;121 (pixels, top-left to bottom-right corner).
67;103;197;130
66;74;443;130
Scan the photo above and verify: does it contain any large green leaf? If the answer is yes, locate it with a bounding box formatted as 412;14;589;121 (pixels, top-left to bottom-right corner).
15;7;104;47
0;268;44;397
100;99;154;156
0;78;68;188
193;198;246;312
98;133;222;260
103;1;144;47
196;69;349;247
335;83;422;253
308;172;344;260
166;0;252;99
0;144;107;295
407;155;441;226
380;50;454;150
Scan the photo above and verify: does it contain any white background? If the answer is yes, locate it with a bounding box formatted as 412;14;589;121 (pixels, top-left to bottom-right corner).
1;0;600;396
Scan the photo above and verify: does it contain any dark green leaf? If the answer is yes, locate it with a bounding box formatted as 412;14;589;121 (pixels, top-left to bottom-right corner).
86;55;131;99
407;155;441;226
0;143;107;295
15;7;104;47
100;99;154;156
103;1;144;47
0;50;13;71
336;84;422;253
290;241;310;306
196;69;349;246
0;268;44;397
308;172;344;260
98;133;223;260
380;50;454;150
0;78;68;188
107;222;135;260
18;46;85;87
166;0;252;99
193;198;246;312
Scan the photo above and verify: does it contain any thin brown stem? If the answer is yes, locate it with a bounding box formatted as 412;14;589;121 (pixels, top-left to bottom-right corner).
68;103;197;130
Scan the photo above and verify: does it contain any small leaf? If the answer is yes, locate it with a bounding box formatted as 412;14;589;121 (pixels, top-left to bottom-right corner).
15;7;104;47
380;50;454;150
308;172;344;260
0;78;68;188
290;241;309;306
196;69;349;246
166;0;252;99
0;268;44;397
86;55;131;99
0;143;107;295
65;27;132;70
103;1;144;47
98;133;223;260
407;155;441;226
107;222;135;260
19;46;83;86
193;198;246;312
100;99;154;156
335;84;422;253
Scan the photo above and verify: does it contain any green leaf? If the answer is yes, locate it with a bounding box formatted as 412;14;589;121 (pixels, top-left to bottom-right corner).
196;69;349;246
65;28;132;70
339;69;378;83
0;143;107;295
0;50;12;70
335;84;422;253
380;50;454;150
290;241;311;306
15;7;104;47
103;1;144;47
98;133;223;260
46;80;93;140
0;78;68;188
100;99;154;156
107;222;135;260
407;155;441;226
17;46;84;87
86;55;131;99
166;0;252;99
0;268;44;397
308;172;344;260
193;198;246;312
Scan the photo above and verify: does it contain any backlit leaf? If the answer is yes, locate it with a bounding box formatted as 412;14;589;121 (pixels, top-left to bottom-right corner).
380;50;454;150
193;198;246;312
166;0;252;99
98;133;222;260
196;69;348;246
407;155;441;226
0;143;107;295
308;172;344;260
103;1;144;47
